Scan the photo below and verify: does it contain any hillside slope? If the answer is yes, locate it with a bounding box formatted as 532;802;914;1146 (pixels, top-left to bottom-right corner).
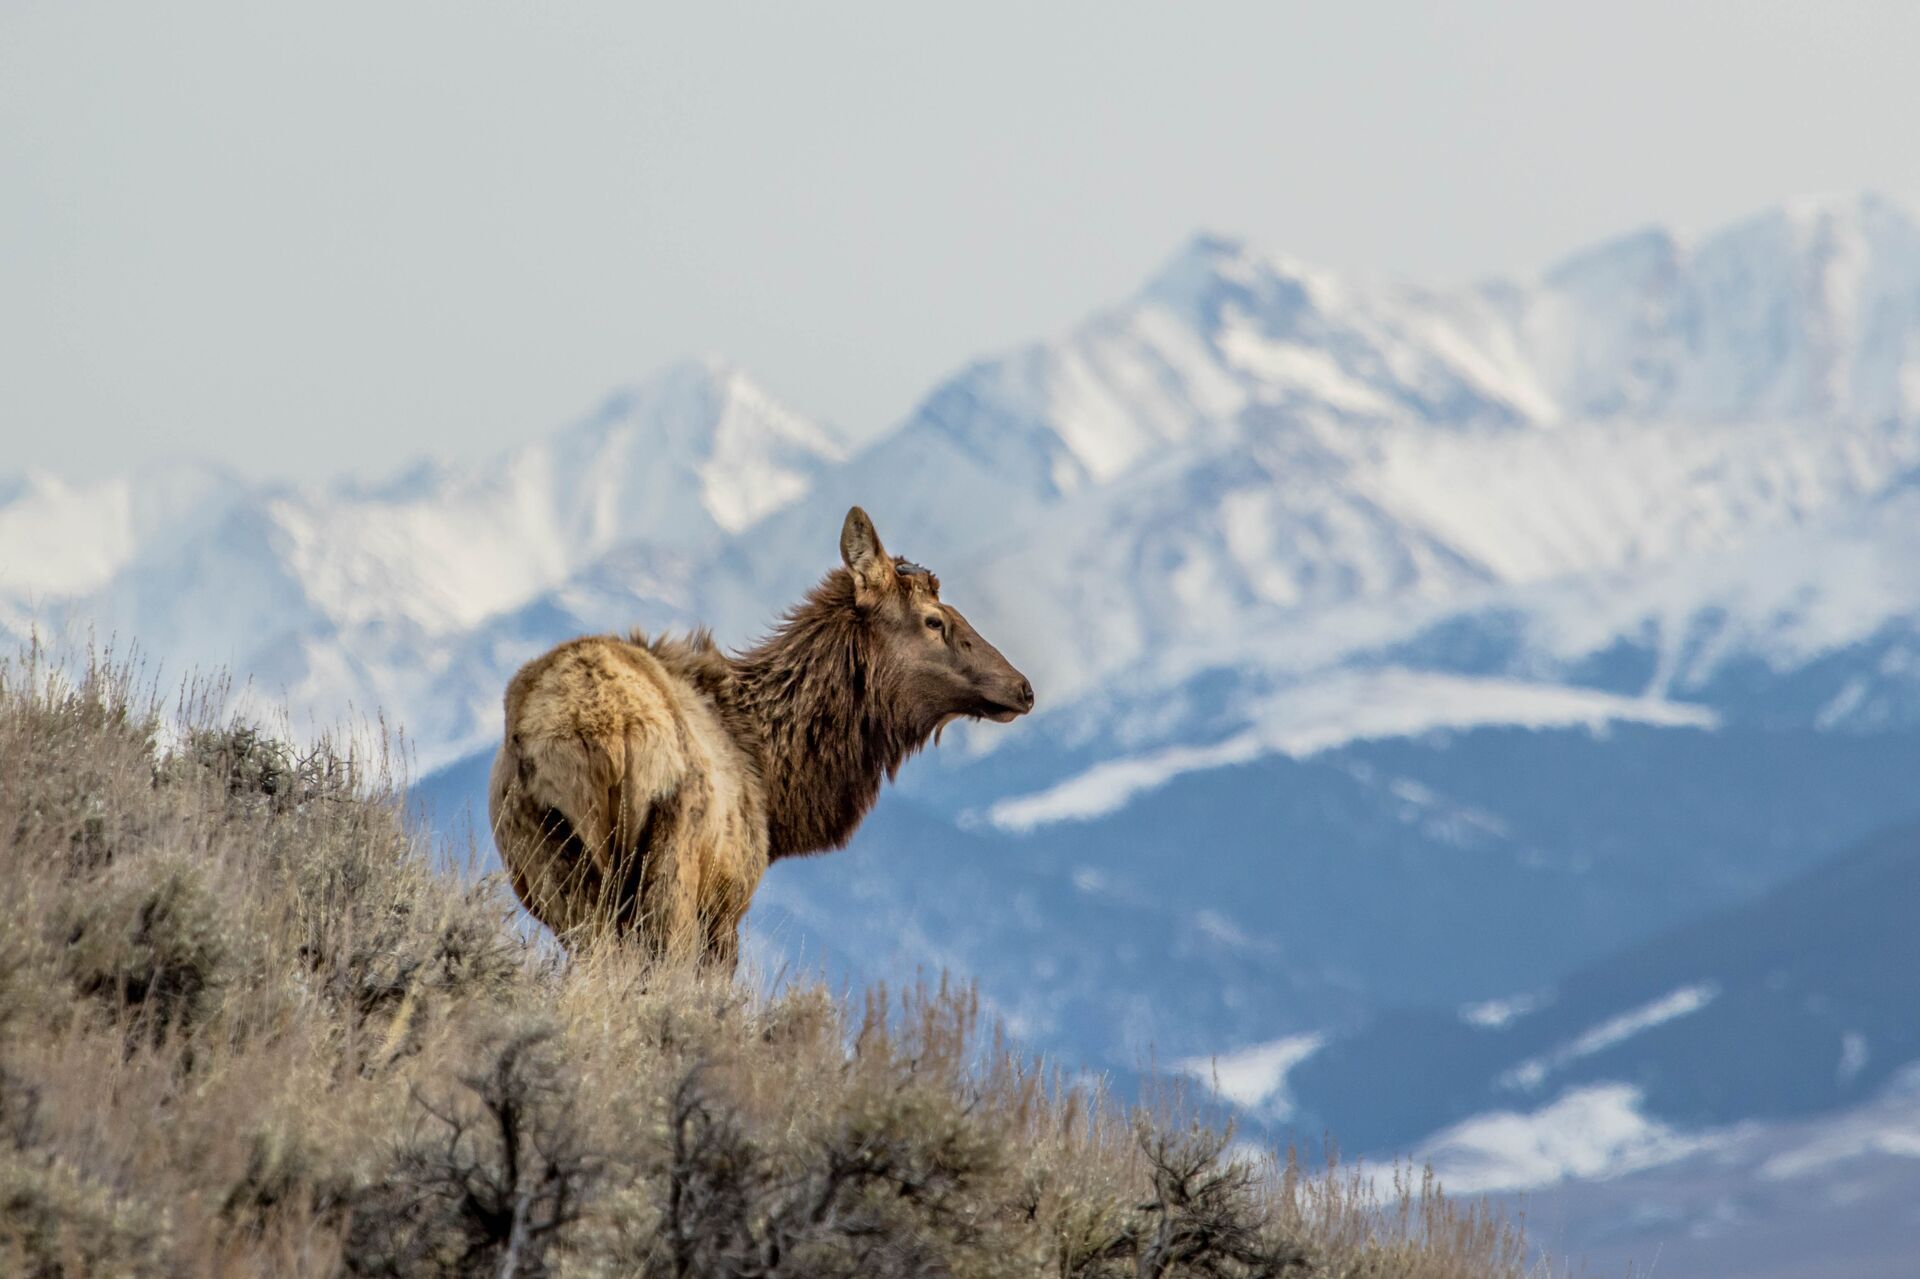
1287;815;1920;1159
0;651;1529;1278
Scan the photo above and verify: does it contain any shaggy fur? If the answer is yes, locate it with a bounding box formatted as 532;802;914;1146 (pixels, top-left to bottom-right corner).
489;508;1033;968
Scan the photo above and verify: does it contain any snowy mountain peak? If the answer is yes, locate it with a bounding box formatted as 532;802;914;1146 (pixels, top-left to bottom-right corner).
1772;188;1920;238
556;357;851;535
0;352;856;772
1142;231;1334;331
1529;192;1920;424
1137;197;1920;439
0;460;246;601
1541;224;1681;291
567;357;774;454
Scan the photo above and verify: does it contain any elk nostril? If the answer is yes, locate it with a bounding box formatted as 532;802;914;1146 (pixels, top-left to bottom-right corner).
1018;679;1034;708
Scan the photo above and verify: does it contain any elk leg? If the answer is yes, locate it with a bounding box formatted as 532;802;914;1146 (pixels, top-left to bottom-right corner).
605;806;655;936
703;910;741;976
631;795;704;966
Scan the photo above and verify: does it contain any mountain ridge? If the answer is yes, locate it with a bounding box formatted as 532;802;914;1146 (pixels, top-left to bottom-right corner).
10;195;1920;768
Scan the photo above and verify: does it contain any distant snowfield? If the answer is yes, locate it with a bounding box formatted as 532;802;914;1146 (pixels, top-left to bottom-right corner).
1175;1033;1326;1119
1493;1071;1920;1277
985;671;1717;832
1758;1066;1920;1180
1354;414;1920;588
1416;1083;1724;1194
1499;982;1721;1094
1460;990;1554;1029
0;463;245;602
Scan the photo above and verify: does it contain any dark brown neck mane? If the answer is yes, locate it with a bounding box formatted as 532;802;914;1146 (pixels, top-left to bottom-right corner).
644;569;935;860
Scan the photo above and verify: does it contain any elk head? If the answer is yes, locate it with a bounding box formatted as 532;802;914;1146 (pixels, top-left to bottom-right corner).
839;506;1034;737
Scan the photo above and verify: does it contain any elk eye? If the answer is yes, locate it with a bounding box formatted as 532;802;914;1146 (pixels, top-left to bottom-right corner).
925;615;943;632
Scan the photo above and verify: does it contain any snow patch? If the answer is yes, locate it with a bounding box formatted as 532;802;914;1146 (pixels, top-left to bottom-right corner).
1176;1033;1326;1119
1419;1084;1719;1193
1759;1070;1920;1180
1461;990;1553;1029
1837;1032;1870;1087
1501;982;1720;1092
987;672;1716;832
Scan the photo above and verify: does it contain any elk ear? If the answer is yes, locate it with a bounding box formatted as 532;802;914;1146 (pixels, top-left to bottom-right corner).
840;506;893;604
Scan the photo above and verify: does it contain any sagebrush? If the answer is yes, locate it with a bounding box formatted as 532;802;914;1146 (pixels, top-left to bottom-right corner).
0;646;1535;1277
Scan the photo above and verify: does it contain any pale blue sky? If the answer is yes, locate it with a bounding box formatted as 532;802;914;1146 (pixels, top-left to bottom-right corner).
4;2;1918;480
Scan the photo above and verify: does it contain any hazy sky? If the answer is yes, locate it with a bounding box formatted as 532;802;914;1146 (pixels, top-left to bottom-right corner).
5;2;1918;481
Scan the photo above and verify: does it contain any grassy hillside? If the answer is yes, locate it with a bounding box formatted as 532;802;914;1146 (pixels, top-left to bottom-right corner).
0;649;1532;1278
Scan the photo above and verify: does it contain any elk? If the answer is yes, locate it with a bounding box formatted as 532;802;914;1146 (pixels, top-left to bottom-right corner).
488;506;1035;969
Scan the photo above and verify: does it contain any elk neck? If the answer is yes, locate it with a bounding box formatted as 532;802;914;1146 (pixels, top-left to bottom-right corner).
722;570;932;859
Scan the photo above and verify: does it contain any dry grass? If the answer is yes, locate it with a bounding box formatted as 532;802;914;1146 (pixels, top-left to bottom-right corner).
0;645;1540;1277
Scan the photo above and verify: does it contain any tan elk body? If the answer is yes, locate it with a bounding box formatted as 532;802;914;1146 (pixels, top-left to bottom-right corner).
488;507;1034;968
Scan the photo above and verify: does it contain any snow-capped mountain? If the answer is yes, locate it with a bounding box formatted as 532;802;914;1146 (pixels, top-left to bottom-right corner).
1527;194;1920;424
13;195;1918;763
0;460;248;606
7;193;1920;1275
2;358;848;766
685;194;1920;733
